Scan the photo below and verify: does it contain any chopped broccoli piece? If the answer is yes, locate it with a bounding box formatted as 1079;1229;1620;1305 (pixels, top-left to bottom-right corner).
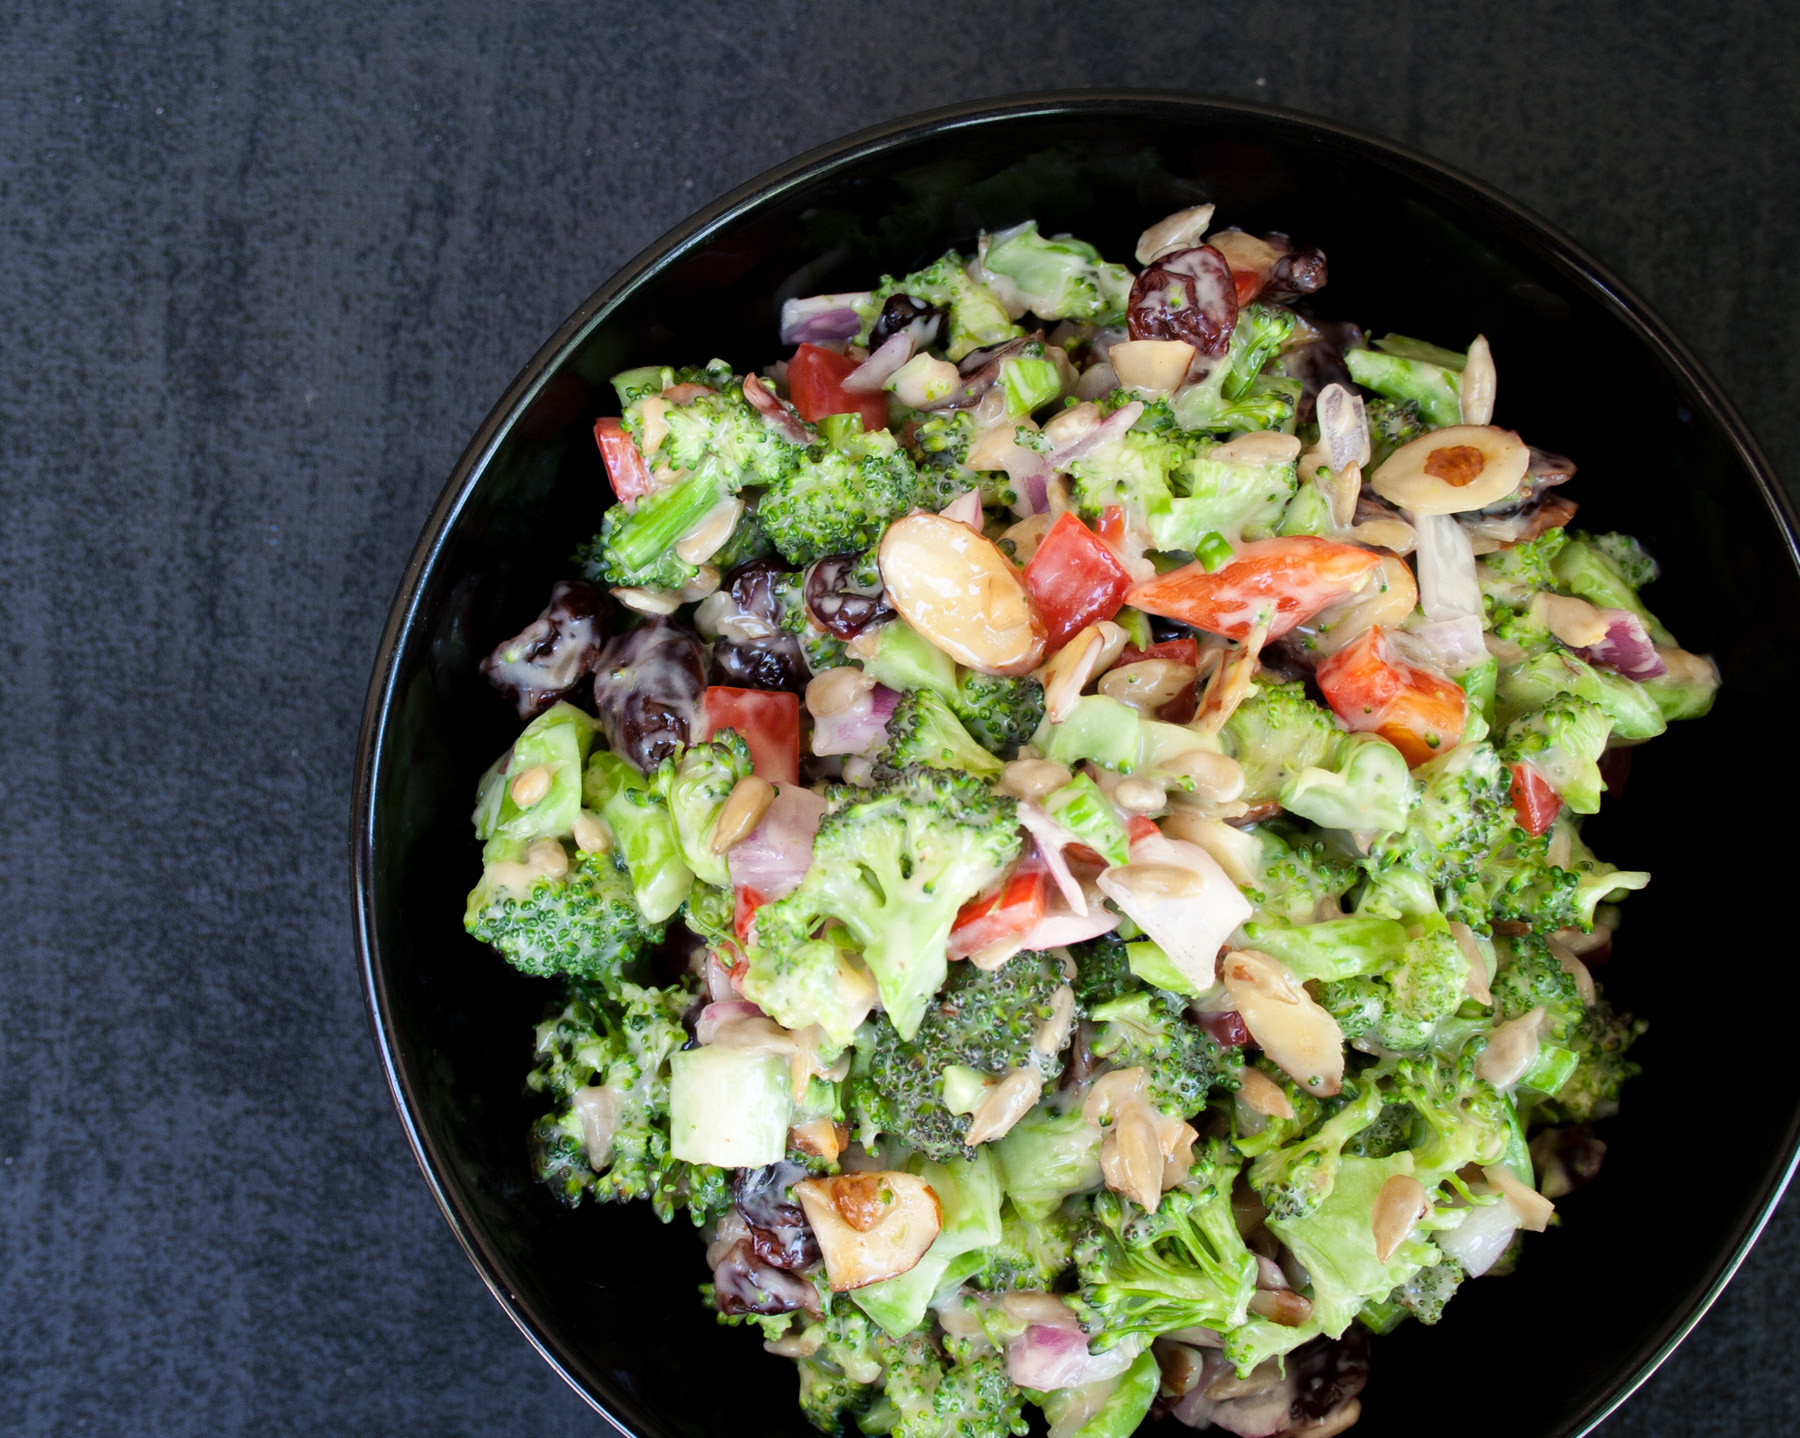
974;1202;1084;1291
577;470;724;590
1070;1141;1259;1346
1223;682;1411;833
868;1331;1029;1438
1552;532;1674;645
1248;1074;1387;1221
879;687;1004;778
1344;346;1462;427
527;979;730;1225
950;671;1045;759
761;430;951;565
656;732;755;888
848;951;1068;1161
1495;649;1667;742
1237;821;1360;925
1065;425;1181;532
749;767;1022;1040
992;1103;1105;1221
1364;396;1427;469
1221;682;1343;804
776;569;851;675
1478;528;1570;610
1087;989;1239;1118
465;845;662;989
1501;694;1614;815
1490;933;1586;1042
1532;993;1644;1124
1366;741;1514;902
1154;436;1300;548
1318;925;1469;1053
585;749;695;923
1071;934;1139;1010
648;382;810;490
1390;1051;1513;1181
1364;1254;1465;1332
863;252;1023;361
979;221;1133;324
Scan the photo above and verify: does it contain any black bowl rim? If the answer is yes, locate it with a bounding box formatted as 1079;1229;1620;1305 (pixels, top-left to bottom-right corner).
352;89;1800;1437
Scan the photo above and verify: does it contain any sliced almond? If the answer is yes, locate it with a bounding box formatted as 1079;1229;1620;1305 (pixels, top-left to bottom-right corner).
1482;1164;1555;1232
1109;339;1196;392
1475;1007;1546;1087
1530;592;1611;649
1349;518;1417;554
1236;1067;1295;1120
611;585;682;616
675;497;746;566
1042;401;1102;448
788;1119;849;1162
1206;229;1283;281
1211;430;1304;466
1102;863;1208;901
1371;1173;1430;1263
1246;1288;1313;1326
711;775;776;854
879;513;1046;676
1000;757;1073;801
1449;922;1492;1006
1100;658;1198;714
1136;204;1215;265
964;1067;1041;1145
1300;555;1418;657
636;395;671;463
806;665;875;719
1112;777;1168;814
794;1172;943;1290
1460;335;1496;426
1220;950;1344;1097
1370;424;1531;515
1159;748;1246;804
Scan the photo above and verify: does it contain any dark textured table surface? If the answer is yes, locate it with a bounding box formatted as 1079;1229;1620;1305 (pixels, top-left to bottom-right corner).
5;4;1798;1433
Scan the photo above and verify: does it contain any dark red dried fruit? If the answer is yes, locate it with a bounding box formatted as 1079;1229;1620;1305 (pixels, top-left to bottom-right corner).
1263;245;1329;305
710;559;807;694
1127;244;1239;356
804;554;894;640
711;1238;822;1317
871;293;946;349
1198;1010;1251;1047
481;580;605;718
734;1161;821;1272
1284;1328;1369;1429
592;619;706;770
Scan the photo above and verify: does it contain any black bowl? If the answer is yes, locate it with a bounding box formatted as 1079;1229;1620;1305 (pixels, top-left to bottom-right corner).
354;93;1800;1437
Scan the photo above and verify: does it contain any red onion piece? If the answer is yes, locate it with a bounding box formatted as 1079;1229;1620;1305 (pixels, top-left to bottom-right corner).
1047;400;1144;474
695;1000;768;1045
810;682;898;757
1007;1324;1090;1391
1315;383;1370;471
939;488;984;530
1017;807;1088;916
1017;894;1120;950
779;293;868;346
1399;615;1487;676
742;372;812;445
842;332;913;394
728;783;827;899
1412;511;1482;622
1578;609;1666;680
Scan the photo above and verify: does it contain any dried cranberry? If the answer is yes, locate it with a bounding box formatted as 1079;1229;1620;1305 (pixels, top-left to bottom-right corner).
592;619;706;771
1284;1329;1369;1430
1263;245;1329;305
711;1238;821;1317
1284;320;1365;426
734;1161;821;1272
480;580;605;718
871;294;946;350
1198;1010;1251;1047
708;559;807;694
804;554;894;640
1127;244;1238;356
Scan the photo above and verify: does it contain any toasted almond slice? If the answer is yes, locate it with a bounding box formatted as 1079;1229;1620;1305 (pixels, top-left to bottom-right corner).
879;513;1046;676
1236;1068;1295;1120
1370;424;1530;515
1100;658;1198;715
1531;591;1612;648
1220;950;1345;1097
795;1172;943;1291
1136;204;1215;265
1001;757;1074;801
1475;1007;1546;1087
1460;335;1496;426
1109;339;1196;392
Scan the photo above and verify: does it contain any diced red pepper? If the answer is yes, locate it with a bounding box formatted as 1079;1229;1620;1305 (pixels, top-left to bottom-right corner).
593;416;655;503
948;859;1048;960
734;886;768;945
1022;511;1134;653
1229;267;1267;308
1096;505;1128;548
1508;760;1562;837
702;687;801;786
1128;536;1383;641
1125;815;1161;845
1315;625;1466;768
787;343;889;433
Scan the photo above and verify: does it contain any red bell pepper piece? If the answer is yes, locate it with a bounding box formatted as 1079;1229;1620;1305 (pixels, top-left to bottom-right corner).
787;343;889;432
948;858;1048;960
1022;512;1134;653
1508;760;1563;837
593;417;655;504
1127;536;1383;641
702;687;801;787
734;886;769;945
1315;625;1466;768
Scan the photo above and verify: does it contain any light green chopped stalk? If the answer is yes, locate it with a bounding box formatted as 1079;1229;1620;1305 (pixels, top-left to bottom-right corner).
1344;347;1462;428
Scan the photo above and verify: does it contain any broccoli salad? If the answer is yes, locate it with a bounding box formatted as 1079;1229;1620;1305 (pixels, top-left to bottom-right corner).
464;204;1719;1438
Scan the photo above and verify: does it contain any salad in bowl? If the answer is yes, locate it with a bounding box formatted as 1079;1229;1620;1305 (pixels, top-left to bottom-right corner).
459;204;1718;1438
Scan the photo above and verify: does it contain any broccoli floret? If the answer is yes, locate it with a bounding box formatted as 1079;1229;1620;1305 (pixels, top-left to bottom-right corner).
1247;1074;1387;1222
1238;821;1360;925
909;411;1011;506
656;732;755;888
1223;681;1410;833
1390;1051;1512;1181
950;671;1045;759
1534;994;1644;1124
848;952;1068;1161
1318;926;1469;1053
1167;308;1303;434
1065;425;1180;532
1087;990;1239;1118
975;1203;1083;1292
577;470;725;589
862;252;1023;361
650;383;808;490
1552;531;1674;645
1367;742;1514;903
1344;345;1462;428
1489;934;1585;1041
527;980;731;1224
1071;934;1140;1012
880;687;1005;778
1589;532;1660;589
761;431;949;565
1070;1140;1259;1345
465;845;661;990
1494;649;1667;743
749;766;1022;1040
1155;435;1299;549
1502;694;1614;815
1365;1255;1465;1332
1364;396;1426;469
1223;304;1299;399
979;221;1133;324
872;1332;1029;1438
1466;830;1583;935
1478;528;1570;610
794;1298;890;1434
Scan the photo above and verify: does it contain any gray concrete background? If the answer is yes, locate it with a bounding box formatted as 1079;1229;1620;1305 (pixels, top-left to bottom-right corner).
2;2;1795;1432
